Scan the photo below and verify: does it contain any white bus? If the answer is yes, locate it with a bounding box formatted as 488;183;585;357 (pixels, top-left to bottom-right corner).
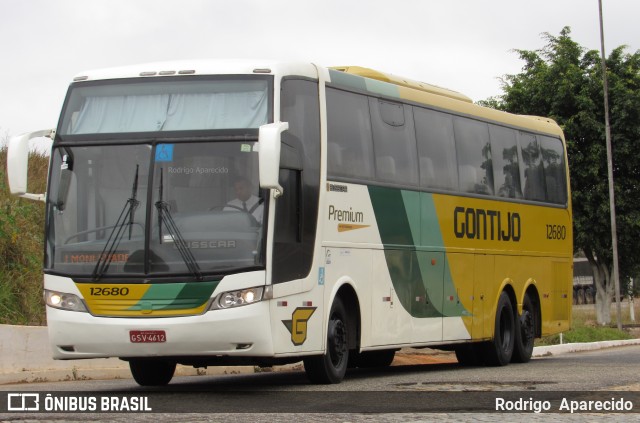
8;60;572;385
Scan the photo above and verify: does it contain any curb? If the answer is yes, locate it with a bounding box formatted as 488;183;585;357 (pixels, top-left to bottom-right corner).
532;338;640;357
1;324;639;385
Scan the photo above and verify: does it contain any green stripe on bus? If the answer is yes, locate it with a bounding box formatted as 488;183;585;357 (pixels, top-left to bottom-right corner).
328;69;367;91
368;186;470;318
129;281;218;311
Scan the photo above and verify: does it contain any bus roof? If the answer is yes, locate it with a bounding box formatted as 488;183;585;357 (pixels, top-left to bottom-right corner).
70;59;319;82
331;66;473;103
69;59;564;139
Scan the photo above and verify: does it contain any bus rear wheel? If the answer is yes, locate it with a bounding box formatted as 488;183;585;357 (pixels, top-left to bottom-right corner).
482;291;515;366
512;294;536;363
303;297;349;384
129;359;176;386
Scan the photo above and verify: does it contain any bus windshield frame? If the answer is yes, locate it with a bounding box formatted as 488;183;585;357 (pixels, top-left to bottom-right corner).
45;75;274;281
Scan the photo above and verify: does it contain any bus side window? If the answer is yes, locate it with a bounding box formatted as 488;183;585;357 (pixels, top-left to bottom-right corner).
454;118;494;195
326;88;374;181
518;132;546;202
540;136;567;204
489;125;522;199
414;107;458;191
273;168;304;282
369;99;418;186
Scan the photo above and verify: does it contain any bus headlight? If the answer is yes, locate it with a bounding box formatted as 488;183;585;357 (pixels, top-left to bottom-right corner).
211;287;264;310
45;290;88;313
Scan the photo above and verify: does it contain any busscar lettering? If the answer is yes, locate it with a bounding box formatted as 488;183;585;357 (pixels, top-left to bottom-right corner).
454;206;521;242
174;240;237;249
328;205;364;223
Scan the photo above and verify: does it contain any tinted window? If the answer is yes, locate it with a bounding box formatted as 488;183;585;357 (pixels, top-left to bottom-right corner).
540;136;567;204
519;132;545;201
414;108;458;190
369;99;418;186
326;88;374;180
278;79;321;282
454;118;493;195
490;125;522;199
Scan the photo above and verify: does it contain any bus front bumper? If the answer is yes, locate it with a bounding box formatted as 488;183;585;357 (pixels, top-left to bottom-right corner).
46;301;274;360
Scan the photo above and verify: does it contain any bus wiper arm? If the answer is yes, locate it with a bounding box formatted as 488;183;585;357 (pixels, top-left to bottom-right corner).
156;200;203;281
155;167;202;281
91;165;140;281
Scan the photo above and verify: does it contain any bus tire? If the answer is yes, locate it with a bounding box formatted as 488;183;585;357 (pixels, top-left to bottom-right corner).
512;294;535;363
350;349;396;368
303;297;349;384
129;359;176;386
482;291;515;366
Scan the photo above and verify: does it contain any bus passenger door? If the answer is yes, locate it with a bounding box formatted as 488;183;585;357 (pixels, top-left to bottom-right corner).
370;249;412;346
412;251;444;343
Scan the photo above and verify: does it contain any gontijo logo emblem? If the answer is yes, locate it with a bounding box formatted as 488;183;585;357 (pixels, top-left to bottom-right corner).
282;307;316;346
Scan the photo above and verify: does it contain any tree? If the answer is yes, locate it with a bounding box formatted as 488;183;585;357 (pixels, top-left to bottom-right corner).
483;27;640;324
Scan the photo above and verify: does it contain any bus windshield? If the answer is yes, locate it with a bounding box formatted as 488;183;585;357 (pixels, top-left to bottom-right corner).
46;141;266;278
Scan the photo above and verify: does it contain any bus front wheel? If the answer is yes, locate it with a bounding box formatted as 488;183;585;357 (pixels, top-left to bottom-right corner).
482;291;515;366
129;359;176;386
303;297;349;384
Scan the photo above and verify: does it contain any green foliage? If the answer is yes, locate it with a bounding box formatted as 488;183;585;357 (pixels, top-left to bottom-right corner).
0;145;49;325
486;27;640;281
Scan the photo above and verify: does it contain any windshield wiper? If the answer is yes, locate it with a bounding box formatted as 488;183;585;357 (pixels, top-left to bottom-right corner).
156;168;203;281
91;165;140;281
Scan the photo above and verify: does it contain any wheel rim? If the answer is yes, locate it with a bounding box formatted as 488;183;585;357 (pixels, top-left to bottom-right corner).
520;309;534;342
328;316;347;368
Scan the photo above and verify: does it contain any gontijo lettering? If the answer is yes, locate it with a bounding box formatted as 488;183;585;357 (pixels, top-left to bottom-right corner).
454;206;521;241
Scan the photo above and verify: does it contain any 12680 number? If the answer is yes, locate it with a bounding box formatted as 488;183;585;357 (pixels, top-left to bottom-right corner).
546;224;567;240
89;287;130;296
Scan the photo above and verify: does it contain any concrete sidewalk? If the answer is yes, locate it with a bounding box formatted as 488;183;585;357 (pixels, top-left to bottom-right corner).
2;324;639;385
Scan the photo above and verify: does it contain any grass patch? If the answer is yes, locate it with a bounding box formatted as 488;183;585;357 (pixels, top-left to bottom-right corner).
536;326;631;346
536;300;640;346
0;145;48;325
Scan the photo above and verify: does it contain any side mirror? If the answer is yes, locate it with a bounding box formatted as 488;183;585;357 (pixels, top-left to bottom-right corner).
7;129;54;202
258;122;288;198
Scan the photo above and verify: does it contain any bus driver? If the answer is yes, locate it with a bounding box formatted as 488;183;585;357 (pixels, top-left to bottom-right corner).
224;177;264;225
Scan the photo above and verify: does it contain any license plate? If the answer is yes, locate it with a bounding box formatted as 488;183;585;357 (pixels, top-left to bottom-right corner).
129;330;166;343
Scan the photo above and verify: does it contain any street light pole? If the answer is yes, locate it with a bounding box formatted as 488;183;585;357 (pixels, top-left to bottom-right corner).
598;0;623;330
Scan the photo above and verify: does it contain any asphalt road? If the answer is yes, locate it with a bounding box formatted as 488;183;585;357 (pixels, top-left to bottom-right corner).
1;345;639;421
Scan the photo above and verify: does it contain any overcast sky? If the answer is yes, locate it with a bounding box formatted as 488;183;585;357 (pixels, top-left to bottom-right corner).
1;0;639;140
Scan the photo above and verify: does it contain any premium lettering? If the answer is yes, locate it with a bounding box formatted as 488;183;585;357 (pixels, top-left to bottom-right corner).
328;205;364;223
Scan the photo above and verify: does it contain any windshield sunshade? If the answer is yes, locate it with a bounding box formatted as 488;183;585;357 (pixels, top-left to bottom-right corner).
59;78;270;135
